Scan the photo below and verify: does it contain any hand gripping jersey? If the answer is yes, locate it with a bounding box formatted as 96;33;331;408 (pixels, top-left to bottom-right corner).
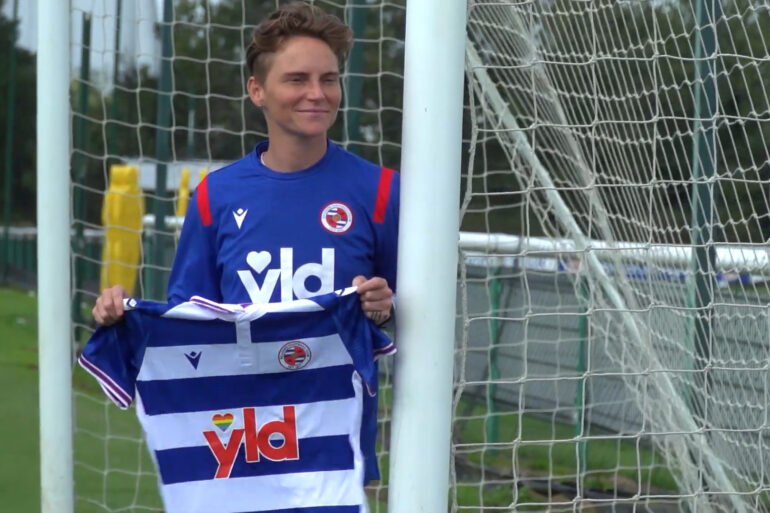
166;140;399;482
78;288;395;513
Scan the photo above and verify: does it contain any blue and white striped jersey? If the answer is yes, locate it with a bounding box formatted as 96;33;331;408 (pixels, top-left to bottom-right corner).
78;288;394;513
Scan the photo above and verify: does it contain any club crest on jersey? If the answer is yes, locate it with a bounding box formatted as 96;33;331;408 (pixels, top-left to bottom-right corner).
278;341;311;370
320;202;353;234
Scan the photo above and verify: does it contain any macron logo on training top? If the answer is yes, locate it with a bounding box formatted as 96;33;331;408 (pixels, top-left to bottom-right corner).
233;208;248;229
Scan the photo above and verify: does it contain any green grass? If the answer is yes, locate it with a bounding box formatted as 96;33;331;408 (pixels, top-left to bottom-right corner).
72;370;164;512
0;287;40;512
450;405;679;510
1;286;679;513
372;386;678;511
0;287;162;513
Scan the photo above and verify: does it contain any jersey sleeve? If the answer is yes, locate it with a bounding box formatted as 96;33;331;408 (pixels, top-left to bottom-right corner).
167;178;222;304
314;290;393;395
373;168;399;294
317;290;395;484
77;313;147;409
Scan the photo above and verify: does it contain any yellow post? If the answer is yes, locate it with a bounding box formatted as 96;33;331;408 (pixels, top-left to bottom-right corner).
176;167;191;218
100;165;143;294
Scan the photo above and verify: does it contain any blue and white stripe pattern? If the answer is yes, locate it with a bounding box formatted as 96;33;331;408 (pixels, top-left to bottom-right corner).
78;288;394;513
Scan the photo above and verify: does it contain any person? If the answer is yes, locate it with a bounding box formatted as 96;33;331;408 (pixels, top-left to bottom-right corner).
91;1;398;483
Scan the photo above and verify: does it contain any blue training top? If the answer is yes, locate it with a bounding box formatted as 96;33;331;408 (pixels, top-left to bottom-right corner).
168;140;399;306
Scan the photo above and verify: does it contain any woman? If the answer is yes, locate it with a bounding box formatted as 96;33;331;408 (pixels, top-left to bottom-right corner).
92;0;398;486
94;2;397;325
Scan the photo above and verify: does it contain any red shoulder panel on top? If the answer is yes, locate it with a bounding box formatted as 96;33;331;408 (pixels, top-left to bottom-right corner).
373;167;395;224
196;176;213;226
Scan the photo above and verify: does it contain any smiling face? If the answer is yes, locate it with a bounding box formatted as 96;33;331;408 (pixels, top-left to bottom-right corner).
247;35;342;144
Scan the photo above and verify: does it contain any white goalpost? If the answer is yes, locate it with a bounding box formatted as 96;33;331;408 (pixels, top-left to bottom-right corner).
387;0;466;511
37;0;73;512
36;0;770;511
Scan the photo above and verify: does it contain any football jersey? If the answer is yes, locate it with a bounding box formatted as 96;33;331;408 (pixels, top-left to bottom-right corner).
78;288;395;513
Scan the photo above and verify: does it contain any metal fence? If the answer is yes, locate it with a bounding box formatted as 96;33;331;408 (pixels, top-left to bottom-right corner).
458;257;770;480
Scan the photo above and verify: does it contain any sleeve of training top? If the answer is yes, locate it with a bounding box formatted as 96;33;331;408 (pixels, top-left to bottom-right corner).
372;168;399;294
77;313;146;409
167;178;222;304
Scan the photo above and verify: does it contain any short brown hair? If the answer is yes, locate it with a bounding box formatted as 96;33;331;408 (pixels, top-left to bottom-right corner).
246;2;353;81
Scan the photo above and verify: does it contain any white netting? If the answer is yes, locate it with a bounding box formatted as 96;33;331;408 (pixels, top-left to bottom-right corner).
67;0;770;512
458;0;770;511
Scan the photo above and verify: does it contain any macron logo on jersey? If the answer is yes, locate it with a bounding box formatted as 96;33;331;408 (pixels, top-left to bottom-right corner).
237;248;334;303
184;351;202;369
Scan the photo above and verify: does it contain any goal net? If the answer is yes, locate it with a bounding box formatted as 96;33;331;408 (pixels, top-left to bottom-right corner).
67;0;770;512
458;0;770;511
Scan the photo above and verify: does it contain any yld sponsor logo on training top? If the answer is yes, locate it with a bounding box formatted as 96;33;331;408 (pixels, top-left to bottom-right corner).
237;248;334;303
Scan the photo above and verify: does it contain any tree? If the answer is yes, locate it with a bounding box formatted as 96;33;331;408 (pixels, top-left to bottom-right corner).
0;0;37;223
76;0;770;242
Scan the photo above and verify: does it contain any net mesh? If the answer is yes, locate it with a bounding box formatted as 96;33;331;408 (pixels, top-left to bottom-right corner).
458;0;770;511
67;0;770;512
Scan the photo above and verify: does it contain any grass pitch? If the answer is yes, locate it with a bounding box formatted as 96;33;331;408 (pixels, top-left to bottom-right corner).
0;287;41;512
0;287;162;512
2;286;675;512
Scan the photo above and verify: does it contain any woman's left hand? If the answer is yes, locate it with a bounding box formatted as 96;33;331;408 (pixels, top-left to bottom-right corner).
352;275;392;325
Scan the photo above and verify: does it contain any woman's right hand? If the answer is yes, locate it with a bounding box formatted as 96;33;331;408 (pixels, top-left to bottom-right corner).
92;285;129;326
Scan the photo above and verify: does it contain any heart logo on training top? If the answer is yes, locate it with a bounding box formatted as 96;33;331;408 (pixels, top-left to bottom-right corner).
212;413;234;432
246;251;271;274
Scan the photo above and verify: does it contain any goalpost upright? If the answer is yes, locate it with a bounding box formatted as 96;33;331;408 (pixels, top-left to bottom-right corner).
37;0;74;512
388;0;468;511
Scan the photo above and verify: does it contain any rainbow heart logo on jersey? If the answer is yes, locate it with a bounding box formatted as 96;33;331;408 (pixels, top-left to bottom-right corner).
320;202;353;234
278;341;311;370
212;413;234;432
